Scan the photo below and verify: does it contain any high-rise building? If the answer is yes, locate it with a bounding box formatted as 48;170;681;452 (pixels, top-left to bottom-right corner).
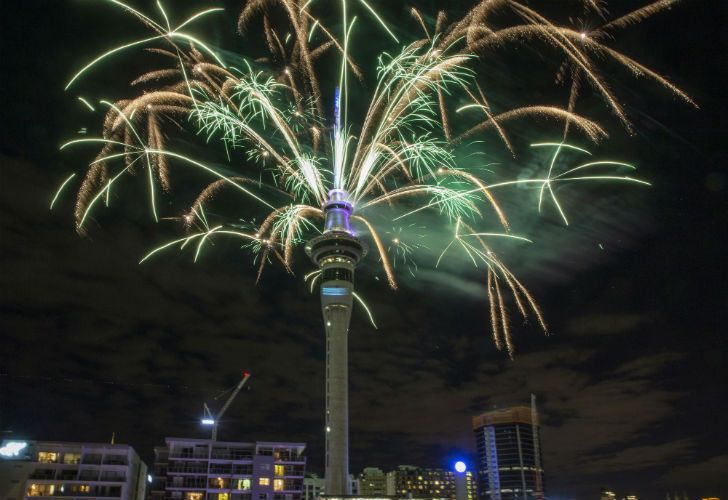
150;438;305;500
0;439;147;500
359;468;387;497
385;466;475;500
472;396;544;500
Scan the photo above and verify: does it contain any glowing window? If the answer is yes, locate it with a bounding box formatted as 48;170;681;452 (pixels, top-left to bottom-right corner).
259;478;270;486
274;465;284;477
37;452;58;463
236;479;251;490
185;493;203;500
322;286;348;296
62;453;81;464
80;485;90;493
218;494;229;500
273;480;284;492
27;484;57;496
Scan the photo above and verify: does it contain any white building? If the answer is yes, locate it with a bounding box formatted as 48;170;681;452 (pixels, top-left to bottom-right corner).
150;438;306;500
0;440;147;500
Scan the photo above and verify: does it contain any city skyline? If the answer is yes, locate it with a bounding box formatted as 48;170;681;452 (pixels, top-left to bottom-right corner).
0;435;723;500
1;0;726;499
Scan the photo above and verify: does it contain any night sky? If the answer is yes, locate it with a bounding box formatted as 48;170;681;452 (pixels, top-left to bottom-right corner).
1;1;726;499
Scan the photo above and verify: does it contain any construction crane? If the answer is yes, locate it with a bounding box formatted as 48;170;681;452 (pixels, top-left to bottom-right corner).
201;371;251;441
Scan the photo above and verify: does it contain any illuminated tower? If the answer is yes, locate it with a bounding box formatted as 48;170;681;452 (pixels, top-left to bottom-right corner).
306;189;366;496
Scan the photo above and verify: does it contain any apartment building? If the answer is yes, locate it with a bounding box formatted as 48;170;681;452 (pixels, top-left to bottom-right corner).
150;439;305;500
0;440;147;500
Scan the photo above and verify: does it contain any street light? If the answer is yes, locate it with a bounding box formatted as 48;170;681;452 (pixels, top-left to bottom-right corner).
453;461;468;500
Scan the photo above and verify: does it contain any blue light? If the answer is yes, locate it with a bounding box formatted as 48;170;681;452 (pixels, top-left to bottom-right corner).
454;461;467;473
201;418;215;425
322;287;348;296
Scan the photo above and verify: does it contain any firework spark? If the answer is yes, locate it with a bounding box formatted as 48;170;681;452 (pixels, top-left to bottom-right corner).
57;0;692;353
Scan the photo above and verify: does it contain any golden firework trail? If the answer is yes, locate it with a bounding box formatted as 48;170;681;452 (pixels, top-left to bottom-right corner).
55;0;693;354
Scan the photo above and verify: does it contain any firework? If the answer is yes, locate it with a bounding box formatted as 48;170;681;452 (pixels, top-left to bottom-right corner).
56;0;693;352
57;0;694;364
55;0;695;493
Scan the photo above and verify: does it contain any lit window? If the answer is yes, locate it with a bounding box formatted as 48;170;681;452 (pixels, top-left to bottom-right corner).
79;485;90;493
63;453;81;464
273;480;284;492
218;494;229;500
214;477;225;488
37;452;58;463
27;484;57;496
185;493;203;500
236;479;251;490
274;465;284;477
259;478;270;486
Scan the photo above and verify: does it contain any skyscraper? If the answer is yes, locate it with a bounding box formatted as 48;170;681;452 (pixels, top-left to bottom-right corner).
472;396;544;500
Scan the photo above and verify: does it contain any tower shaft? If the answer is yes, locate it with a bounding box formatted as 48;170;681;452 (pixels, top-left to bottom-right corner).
306;190;365;497
322;282;353;495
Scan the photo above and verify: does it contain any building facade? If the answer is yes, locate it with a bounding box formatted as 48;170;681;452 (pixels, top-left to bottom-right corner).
0;440;147;500
150;439;305;500
385;466;475;500
358;468;386;497
302;473;358;500
472;401;544;500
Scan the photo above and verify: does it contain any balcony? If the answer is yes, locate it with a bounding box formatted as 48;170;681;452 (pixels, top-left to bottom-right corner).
167;467;209;475
99;474;127;482
167;479;208;489
30;471;56;480
231;467;253;476
102;458;128;466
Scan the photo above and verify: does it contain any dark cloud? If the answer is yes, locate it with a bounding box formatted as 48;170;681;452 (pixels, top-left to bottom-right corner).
661;455;728;492
565;312;652;336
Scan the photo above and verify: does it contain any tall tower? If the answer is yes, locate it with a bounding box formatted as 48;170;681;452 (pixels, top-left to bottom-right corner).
472;401;545;500
306;189;366;496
